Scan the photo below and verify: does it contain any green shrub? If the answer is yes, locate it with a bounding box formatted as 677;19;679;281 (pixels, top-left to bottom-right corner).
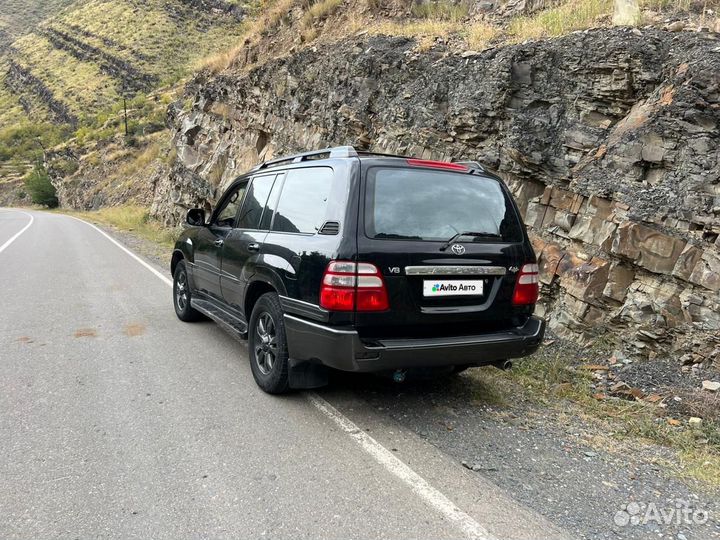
0;122;71;163
53;158;79;176
24;165;58;207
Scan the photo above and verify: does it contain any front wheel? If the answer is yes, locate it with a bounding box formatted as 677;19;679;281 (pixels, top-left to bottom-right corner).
248;292;290;394
173;260;202;322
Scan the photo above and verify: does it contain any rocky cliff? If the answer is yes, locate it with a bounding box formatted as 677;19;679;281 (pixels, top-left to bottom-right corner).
154;27;720;363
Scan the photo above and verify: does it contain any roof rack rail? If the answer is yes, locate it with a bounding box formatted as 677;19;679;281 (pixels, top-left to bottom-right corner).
355;150;413;160
251;146;358;172
453;160;485;173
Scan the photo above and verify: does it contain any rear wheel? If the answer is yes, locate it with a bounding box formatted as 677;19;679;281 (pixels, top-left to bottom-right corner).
248;292;290;394
173;260;202;322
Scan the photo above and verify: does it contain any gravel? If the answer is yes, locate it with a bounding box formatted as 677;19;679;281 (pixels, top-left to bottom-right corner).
331;368;720;540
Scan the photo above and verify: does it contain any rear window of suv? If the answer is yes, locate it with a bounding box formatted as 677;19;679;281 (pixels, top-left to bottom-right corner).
364;167;524;242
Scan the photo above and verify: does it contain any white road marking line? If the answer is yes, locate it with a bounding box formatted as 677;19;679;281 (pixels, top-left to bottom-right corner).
65;215;173;287
57;210;493;540
0;210;34;255
307;392;495;540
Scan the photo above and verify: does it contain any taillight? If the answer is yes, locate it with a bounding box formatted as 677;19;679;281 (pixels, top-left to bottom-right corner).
512;263;539;306
320;261;389;311
406;159;469;172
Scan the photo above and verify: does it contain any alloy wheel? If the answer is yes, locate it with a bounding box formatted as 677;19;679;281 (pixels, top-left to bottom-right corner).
254;312;278;375
175;270;188;312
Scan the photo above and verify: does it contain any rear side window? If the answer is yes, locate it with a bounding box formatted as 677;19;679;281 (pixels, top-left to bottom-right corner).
237;174;276;230
365;167;523;242
272;167;333;234
259;172;284;230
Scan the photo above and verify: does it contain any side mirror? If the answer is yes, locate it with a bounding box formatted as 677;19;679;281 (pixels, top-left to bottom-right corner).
186;208;206;227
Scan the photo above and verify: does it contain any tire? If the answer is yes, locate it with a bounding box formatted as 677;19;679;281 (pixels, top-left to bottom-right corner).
248;292;290;394
173;260;203;322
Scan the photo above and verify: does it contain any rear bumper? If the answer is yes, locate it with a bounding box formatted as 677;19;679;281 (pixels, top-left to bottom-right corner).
284;315;545;372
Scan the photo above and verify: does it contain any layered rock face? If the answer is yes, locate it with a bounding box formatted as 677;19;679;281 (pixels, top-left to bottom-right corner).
157;28;720;363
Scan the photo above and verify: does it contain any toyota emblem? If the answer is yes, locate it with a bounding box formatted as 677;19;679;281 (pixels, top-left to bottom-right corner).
451;244;465;255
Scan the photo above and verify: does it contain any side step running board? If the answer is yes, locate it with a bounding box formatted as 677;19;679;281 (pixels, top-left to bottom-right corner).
191;298;248;340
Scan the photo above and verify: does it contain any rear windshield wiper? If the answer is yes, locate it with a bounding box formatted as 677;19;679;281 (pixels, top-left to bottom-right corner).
439;231;501;251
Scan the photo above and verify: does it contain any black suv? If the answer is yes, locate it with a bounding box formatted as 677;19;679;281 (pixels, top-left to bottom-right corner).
171;146;544;393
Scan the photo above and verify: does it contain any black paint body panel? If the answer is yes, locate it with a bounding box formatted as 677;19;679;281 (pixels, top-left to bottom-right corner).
172;154;544;374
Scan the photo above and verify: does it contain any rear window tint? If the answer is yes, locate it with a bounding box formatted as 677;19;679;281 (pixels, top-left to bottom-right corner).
272;167;333;234
365;167;523;242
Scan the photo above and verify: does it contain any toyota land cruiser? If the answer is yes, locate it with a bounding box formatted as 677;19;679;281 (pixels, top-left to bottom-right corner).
171;146;544;393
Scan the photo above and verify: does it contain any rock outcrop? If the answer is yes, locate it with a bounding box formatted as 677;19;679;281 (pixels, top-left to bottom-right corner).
155;28;720;363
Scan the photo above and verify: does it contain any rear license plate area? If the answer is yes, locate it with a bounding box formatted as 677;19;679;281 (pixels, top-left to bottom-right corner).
423;279;484;297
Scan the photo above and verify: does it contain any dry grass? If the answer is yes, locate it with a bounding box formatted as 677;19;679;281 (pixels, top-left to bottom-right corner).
55;205;178;248
302;0;343;27
508;0;612;40
196;43;247;74
465;23;499;50
411;0;471;21
196;0;298;73
675;389;720;423
120;141;161;177
370;20;460;49
641;0;694;9
466;350;720;487
260;0;297;30
195;0;720;73
104;147;134;162
369;19;498;52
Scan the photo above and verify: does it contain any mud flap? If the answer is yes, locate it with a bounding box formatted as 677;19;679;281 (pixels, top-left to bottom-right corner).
288;359;329;389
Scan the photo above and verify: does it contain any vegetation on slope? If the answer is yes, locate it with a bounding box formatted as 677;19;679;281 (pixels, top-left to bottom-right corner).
0;0;257;185
0;0;77;42
2;0;718;208
0;0;252;127
24;164;58;207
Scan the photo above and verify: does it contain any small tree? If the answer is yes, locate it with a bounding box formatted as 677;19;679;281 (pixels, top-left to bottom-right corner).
613;0;640;26
24;164;58;208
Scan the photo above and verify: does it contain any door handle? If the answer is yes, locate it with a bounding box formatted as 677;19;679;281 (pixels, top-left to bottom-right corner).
247;242;260;252
214;239;224;247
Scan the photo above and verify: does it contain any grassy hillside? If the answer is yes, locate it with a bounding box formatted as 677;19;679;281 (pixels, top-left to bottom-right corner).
0;0;77;43
0;0;252;128
0;0;255;187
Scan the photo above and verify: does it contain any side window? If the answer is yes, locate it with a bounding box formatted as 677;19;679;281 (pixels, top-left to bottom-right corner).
259;172;284;231
237;174;276;230
272;167;333;234
214;182;247;227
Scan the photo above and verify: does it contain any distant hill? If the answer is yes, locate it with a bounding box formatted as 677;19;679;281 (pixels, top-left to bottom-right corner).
0;0;252;127
0;0;77;43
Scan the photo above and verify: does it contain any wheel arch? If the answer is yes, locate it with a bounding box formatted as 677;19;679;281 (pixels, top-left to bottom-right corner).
244;280;279;320
170;249;185;276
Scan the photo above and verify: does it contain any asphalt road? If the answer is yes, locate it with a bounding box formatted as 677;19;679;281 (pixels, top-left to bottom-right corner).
0;209;570;540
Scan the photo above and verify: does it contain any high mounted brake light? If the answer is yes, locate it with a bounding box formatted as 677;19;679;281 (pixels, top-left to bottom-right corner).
320;261;389;311
512;263;540;306
406;159;469;172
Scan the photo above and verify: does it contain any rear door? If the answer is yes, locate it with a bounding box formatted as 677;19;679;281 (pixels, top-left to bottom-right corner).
220;173;280;313
355;161;533;338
